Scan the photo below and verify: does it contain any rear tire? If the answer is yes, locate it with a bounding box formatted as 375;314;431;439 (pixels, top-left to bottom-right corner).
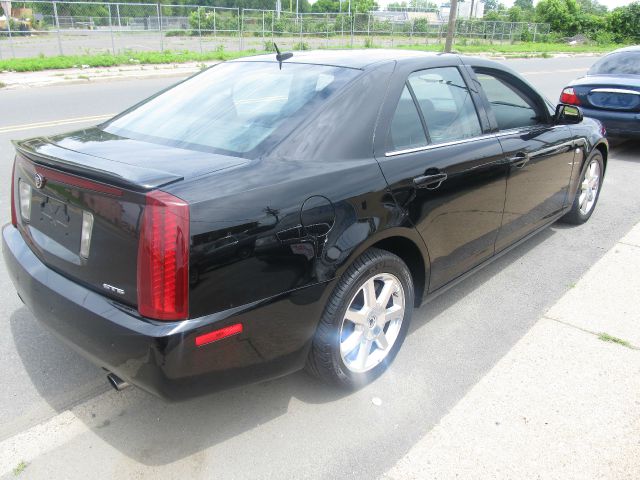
306;248;414;388
560;151;604;225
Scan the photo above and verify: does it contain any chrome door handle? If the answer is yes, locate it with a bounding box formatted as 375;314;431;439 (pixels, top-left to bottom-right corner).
413;173;448;189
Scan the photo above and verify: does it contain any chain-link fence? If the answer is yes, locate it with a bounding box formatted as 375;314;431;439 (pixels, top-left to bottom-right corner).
0;1;551;59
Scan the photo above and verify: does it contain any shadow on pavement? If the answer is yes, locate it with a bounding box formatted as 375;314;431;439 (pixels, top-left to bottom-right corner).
10;224;558;467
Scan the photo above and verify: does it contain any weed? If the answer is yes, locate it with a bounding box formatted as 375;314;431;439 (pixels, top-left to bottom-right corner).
598;332;632;348
13;461;27;476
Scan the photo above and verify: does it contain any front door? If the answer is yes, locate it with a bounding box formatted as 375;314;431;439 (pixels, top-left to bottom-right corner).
469;67;577;252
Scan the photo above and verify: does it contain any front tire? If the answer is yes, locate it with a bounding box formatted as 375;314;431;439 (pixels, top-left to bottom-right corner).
560;151;604;225
306;248;414;388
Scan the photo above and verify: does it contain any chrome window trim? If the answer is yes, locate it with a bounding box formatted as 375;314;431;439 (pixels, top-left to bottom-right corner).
590;88;640;96
385;133;498;157
384;123;556;157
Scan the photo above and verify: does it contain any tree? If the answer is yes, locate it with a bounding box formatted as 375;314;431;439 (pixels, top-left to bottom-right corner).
354;0;379;12
514;0;534;11
483;0;499;11
576;0;607;15
535;0;580;35
608;1;640;42
310;0;340;12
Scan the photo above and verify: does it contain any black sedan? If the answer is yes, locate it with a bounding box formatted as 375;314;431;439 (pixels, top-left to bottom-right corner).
3;50;607;400
561;46;640;139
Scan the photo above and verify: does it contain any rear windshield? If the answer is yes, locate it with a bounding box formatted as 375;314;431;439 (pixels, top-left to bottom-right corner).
103;61;359;157
588;51;640;76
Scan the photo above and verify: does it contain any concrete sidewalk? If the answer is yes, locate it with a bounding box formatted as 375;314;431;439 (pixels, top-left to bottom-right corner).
384;223;640;479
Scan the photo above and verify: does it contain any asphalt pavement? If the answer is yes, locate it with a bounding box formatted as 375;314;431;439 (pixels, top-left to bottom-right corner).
0;56;639;479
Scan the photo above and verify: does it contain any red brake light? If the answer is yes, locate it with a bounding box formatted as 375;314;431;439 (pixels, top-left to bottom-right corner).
137;190;189;321
10;161;17;227
195;323;243;347
560;87;580;105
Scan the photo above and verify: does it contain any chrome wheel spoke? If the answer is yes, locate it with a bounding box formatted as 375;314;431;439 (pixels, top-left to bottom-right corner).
355;338;373;369
376;333;389;351
362;279;377;310
344;307;367;325
377;281;394;308
340;329;363;357
385;303;404;323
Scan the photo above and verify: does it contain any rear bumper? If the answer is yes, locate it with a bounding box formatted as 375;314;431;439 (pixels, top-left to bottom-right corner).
582;107;640;138
3;224;329;400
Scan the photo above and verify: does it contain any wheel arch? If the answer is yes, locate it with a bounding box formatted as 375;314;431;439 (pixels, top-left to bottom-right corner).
594;141;608;174
336;227;430;307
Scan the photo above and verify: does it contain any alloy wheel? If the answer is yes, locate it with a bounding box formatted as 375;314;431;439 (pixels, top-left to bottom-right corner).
579;159;601;215
339;273;405;373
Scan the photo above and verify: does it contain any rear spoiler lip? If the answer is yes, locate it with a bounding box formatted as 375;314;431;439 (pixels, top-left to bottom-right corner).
13;138;183;192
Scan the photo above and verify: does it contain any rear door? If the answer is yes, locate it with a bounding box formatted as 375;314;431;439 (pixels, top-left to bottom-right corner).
469;66;577;252
375;60;507;292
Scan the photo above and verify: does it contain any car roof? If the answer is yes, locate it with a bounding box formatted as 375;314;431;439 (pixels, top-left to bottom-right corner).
231;49;446;69
609;45;640;54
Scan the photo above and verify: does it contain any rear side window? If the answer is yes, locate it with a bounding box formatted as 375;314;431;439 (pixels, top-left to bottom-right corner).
588;51;640;76
387;86;428;152
408;67;482;144
474;71;541;130
104;62;359;157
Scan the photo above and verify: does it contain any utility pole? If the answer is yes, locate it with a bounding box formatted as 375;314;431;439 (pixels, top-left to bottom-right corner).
444;0;457;53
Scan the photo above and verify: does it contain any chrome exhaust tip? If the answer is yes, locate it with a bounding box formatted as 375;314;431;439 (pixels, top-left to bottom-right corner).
107;372;129;391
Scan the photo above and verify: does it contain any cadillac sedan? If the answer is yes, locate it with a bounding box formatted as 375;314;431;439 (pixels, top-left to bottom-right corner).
3;50;607;400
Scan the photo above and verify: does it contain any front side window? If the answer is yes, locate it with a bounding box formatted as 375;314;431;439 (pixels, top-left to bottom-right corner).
473;71;542;130
104;62;359;157
408;67;482;144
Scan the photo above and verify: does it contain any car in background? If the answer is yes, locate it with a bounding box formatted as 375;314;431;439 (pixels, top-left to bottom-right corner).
560;46;640;139
3;50;608;400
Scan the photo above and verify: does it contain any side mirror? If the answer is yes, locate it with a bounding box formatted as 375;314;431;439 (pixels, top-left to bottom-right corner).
555;104;583;124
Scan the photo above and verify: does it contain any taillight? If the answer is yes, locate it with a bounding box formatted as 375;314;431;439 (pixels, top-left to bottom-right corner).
137;190;189;321
560;87;580;105
10;161;17;227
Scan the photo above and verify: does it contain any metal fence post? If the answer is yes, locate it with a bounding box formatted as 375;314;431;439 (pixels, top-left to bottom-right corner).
53;1;63;56
239;8;244;51
533;23;537;42
108;4;116;55
299;14;303;49
5;11;15;58
262;10;265;43
198;7;203;53
116;3;121;29
325;13;329;48
350;14;354;47
157;3;164;52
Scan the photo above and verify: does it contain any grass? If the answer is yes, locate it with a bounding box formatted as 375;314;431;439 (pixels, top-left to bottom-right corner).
598;332;632;348
13;461;27;476
0;42;620;73
0;49;258;73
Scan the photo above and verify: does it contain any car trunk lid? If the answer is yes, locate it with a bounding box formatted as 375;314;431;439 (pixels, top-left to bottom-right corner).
12;130;249;311
571;75;640;112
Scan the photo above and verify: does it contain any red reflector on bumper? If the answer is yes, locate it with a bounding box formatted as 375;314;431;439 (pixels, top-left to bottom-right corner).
195;323;243;347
